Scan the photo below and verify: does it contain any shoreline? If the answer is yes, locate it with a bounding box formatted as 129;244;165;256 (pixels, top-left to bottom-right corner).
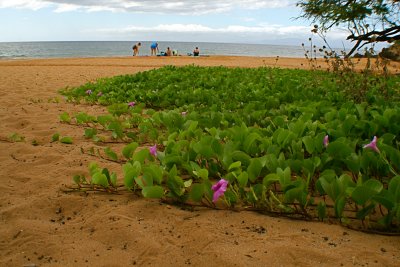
0;55;398;74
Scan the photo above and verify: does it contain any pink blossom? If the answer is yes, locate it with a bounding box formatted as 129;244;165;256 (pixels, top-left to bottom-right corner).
128;101;136;107
181;111;187;116
97;92;103;97
211;179;228;202
323;135;329;147
86;90;92;95
149;144;157;157
363;136;380;153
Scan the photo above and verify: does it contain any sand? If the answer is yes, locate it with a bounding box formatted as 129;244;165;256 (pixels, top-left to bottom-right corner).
0;56;399;267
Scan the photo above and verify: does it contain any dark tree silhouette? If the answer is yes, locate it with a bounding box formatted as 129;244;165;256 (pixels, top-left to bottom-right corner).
297;0;400;56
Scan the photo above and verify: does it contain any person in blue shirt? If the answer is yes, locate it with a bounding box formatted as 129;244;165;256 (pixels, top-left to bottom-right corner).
150;42;159;56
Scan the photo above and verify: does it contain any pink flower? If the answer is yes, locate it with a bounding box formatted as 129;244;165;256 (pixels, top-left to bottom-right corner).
128;101;136;107
211;179;228;202
97;92;103;97
86;90;92;95
181;111;187;116
363;136;380;153
323;135;329;147
149;144;157;157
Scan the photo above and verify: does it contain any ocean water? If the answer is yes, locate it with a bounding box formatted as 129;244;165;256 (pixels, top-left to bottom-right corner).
0;41;307;59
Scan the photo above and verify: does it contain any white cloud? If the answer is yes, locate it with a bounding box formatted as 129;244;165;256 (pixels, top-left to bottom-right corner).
54;3;79;13
93;23;310;36
0;0;295;14
0;0;49;10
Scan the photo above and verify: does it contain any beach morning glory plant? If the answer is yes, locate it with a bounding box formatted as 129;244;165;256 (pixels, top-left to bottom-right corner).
323;135;329;147
86;89;92;95
149;144;157;157
211;179;228;202
363;136;380;153
128;101;136;107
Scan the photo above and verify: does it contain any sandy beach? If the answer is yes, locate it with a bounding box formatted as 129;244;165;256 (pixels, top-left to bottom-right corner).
0;56;399;267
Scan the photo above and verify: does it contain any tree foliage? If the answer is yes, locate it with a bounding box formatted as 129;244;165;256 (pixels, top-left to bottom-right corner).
297;0;400;56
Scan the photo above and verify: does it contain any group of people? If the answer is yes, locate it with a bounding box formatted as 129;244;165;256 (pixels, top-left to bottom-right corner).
132;42;200;57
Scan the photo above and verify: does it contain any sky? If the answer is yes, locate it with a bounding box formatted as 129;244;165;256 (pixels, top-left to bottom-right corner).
0;0;351;46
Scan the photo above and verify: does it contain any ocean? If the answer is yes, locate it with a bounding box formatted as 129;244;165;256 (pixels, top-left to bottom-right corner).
0;41;308;59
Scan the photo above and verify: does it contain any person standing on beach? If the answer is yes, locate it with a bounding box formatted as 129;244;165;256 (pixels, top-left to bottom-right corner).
132;42;141;56
150;42;159;56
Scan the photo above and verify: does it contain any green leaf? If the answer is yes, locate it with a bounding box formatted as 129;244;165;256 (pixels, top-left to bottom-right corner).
91;172;109;188
89;162;100;176
142;186;164;198
343;153;360;173
225;190;238;205
193;138;214;159
211;138;223;158
351;180;383;206
122;142;139;160
59;112;71;123
193;169;209;181
132;149;150;164
236;171;249;187
285;187;307;206
51;133;60;142
264;154;279;173
184;179;193;188
60;136;73;144
75;112;94;124
352;186;375;206
169;165;178;179
314;133;326;153
134;176;147;189
231;151;251;167
356;203;376;220
73;174;81;185
189;183;204;202
243;132;261;154
334;195;346;218
389;176;400;203
302;135;315;154
326;141;353;159
228;161;242;171
84;128;97;139
167;174;185;197
277;167;291;187
373;190;395;210
364;179;383;194
107;103;129;117
108;121;124;139
247;158;263;183
102;168;111;181
110;172;117;187
104;147;118;161
166;165;185;197
317;201;326;221
123;161;142;190
143;164;163;185
97;114;113;127
263;173;280;186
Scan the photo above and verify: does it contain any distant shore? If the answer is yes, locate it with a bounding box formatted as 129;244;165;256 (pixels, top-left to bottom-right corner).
1;55;399;74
